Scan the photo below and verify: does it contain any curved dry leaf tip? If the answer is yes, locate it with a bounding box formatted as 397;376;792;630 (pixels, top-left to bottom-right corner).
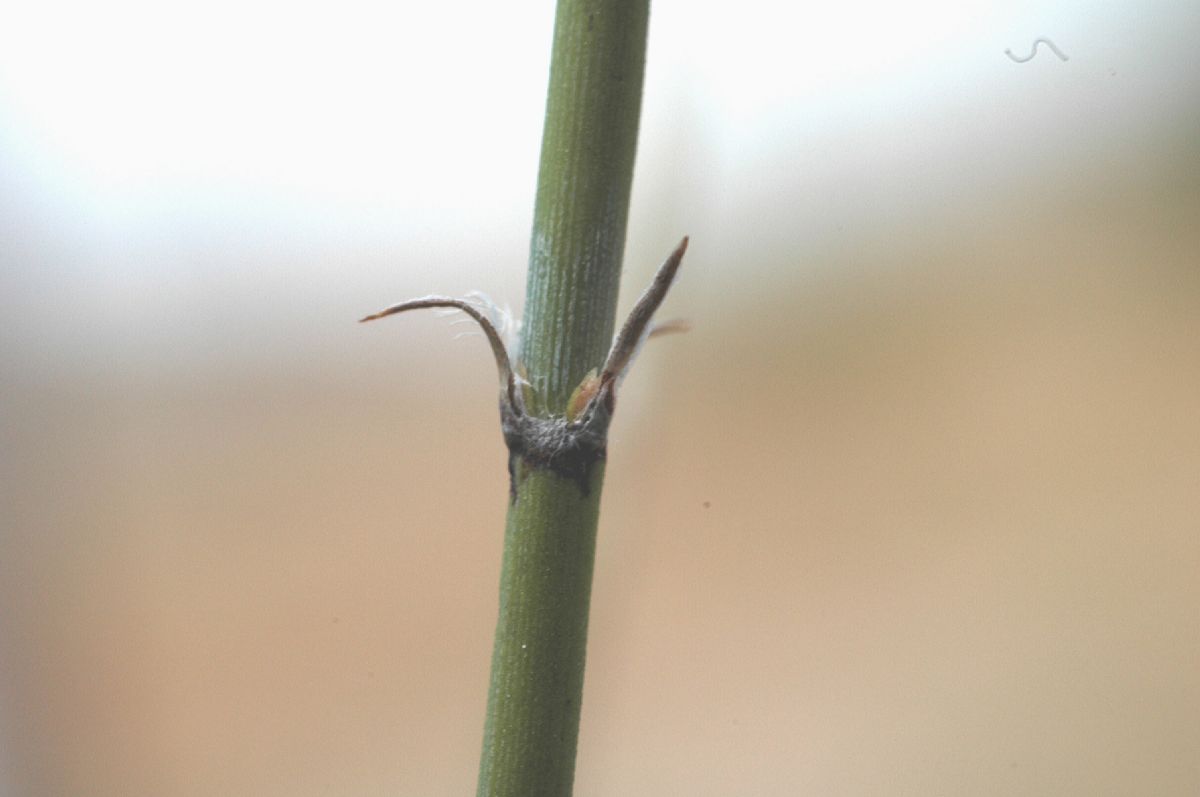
359;295;520;410
601;236;689;384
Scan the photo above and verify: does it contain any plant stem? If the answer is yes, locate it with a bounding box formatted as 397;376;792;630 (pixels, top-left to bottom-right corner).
477;1;651;795
519;0;651;415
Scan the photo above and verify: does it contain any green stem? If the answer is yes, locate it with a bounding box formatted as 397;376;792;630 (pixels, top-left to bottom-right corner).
518;0;651;414
477;468;604;796
477;1;650;795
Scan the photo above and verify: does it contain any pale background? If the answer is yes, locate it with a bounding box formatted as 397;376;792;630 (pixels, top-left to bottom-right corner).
2;1;1198;794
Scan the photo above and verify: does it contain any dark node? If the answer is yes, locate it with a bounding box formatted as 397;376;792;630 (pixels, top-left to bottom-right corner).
501;398;609;496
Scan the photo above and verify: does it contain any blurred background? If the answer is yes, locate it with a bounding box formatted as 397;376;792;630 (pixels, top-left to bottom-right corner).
2;0;1198;794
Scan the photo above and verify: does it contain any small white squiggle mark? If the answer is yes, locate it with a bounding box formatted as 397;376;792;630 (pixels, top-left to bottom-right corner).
1005;38;1069;63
